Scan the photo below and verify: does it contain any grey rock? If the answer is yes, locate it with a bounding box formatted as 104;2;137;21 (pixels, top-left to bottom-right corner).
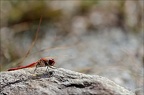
0;67;135;95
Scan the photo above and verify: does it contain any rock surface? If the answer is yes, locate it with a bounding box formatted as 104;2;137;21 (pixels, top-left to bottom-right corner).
0;67;135;95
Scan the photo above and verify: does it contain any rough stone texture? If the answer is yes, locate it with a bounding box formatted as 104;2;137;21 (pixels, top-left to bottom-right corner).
0;67;135;95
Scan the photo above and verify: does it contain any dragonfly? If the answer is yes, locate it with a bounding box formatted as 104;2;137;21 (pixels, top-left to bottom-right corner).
8;57;55;72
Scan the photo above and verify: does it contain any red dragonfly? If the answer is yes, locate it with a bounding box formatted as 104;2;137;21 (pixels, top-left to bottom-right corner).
8;57;55;72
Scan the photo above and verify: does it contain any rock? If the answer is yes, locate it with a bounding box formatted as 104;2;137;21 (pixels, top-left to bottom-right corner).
0;67;135;95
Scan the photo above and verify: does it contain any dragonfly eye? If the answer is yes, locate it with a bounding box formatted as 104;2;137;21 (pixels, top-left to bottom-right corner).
48;59;55;66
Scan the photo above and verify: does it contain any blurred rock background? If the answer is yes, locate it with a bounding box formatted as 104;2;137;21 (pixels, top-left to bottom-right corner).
0;0;143;94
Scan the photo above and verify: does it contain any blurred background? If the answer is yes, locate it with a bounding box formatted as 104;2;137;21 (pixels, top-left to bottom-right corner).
0;0;143;94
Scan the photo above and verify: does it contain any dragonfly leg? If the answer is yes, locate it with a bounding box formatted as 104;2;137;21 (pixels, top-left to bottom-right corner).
34;64;38;73
46;66;49;73
45;66;54;76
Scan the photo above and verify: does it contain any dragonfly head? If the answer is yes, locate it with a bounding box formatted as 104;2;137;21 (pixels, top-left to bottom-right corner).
48;58;55;66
